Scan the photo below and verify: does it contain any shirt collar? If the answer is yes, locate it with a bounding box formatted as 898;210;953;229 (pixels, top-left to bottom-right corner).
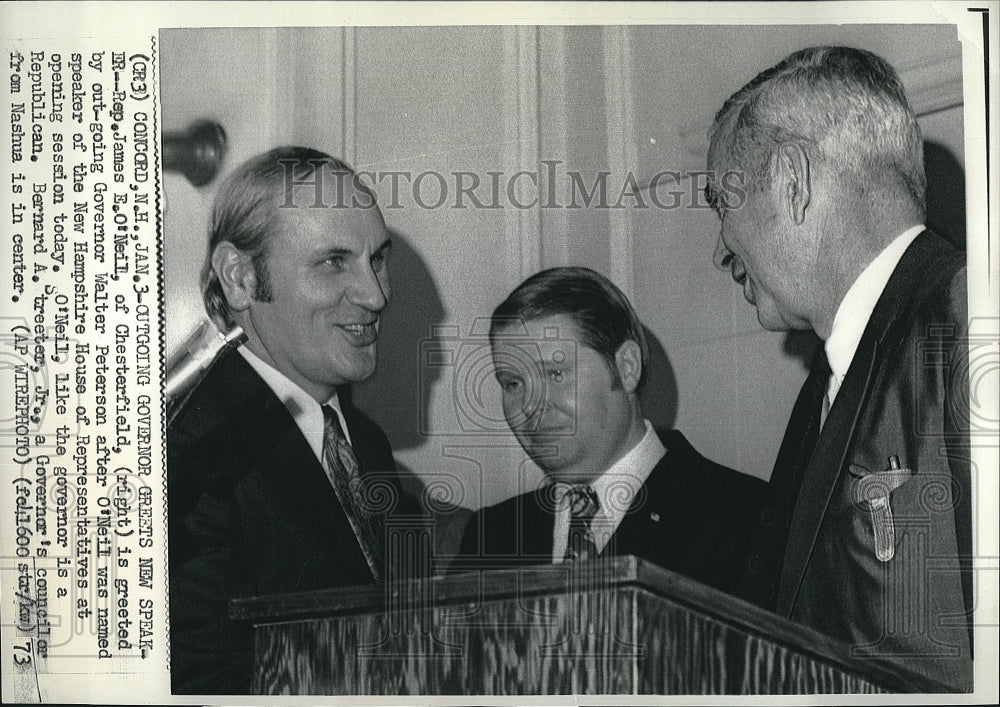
237;346;349;463
825;225;924;394
551;420;666;557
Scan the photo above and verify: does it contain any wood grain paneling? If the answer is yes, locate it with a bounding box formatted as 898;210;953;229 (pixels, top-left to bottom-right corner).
235;556;946;695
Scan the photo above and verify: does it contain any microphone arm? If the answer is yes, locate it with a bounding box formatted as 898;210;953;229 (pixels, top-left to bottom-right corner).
165;321;247;426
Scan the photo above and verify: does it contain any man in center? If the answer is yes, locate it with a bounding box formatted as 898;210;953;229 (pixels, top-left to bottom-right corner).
456;267;764;593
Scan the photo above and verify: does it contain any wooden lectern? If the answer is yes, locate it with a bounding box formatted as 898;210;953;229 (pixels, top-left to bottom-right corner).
230;555;949;695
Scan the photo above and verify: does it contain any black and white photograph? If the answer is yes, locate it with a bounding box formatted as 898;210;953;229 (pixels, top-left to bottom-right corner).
2;2;998;703
159;19;984;696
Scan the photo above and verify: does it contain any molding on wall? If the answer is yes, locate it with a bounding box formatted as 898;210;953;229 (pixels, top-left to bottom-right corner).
603;25;637;299
678;50;965;161
281;28;349;159
502;26;542;284
261;29;283;147
899;51;965;117
539;26;570;269
341;26;358;167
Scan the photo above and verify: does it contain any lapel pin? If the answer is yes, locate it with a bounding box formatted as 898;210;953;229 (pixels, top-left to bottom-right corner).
650;512;660;522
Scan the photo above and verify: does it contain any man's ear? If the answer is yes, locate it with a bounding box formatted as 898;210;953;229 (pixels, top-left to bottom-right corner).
776;141;811;225
614;339;643;393
211;242;257;314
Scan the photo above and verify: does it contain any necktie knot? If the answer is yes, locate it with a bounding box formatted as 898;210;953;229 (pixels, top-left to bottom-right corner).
563;485;600;563
566;485;600;524
322;405;346;444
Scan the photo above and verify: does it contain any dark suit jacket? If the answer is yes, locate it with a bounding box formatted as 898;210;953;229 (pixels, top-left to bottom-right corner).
741;231;973;690
167;349;421;694
454;429;765;594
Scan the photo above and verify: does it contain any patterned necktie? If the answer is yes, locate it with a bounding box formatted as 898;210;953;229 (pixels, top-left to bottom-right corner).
821;371;835;428
564;485;600;563
322;406;384;582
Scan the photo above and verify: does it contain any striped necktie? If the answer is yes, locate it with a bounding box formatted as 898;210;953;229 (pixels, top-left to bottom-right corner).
564;485;600;563
322;405;384;582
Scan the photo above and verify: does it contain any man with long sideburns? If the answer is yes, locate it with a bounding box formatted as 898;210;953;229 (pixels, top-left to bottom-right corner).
168;147;422;694
706;47;972;689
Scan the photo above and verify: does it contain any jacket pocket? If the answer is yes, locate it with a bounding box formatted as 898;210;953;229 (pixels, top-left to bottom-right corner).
846;458;916;562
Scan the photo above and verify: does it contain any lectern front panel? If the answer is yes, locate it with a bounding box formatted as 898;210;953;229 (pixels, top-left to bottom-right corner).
232;557;947;695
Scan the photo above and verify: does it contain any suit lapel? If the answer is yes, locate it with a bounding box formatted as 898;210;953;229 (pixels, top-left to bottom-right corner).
777;341;878;614
613;452;669;553
218;353;372;570
776;230;951;614
254;408;352;548
340;402;375;473
598;432;679;565
522;490;557;559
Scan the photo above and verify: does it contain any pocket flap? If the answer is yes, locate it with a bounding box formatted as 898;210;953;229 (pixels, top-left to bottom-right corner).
848;463;916;505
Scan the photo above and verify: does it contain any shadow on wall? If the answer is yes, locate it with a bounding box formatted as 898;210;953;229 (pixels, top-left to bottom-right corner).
353;228;446;452
638;325;679;432
924;139;966;250
349;230;473;567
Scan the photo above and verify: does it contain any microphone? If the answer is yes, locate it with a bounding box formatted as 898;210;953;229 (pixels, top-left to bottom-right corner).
165;320;246;426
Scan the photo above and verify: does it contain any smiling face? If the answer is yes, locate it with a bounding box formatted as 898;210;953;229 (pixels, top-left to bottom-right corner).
708;146;813;333
491;314;639;485
240;180;392;402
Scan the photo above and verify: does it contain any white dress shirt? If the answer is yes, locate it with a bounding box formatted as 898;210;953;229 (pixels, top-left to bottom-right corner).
823;224;924;420
238;347;352;467
550;419;666;563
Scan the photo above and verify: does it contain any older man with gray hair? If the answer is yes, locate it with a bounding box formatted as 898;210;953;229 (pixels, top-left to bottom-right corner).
706;46;972;690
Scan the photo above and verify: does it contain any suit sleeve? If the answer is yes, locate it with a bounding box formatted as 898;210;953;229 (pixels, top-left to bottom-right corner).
942;268;974;655
661;431;766;593
451;509;483;568
168;480;254;695
695;459;767;594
